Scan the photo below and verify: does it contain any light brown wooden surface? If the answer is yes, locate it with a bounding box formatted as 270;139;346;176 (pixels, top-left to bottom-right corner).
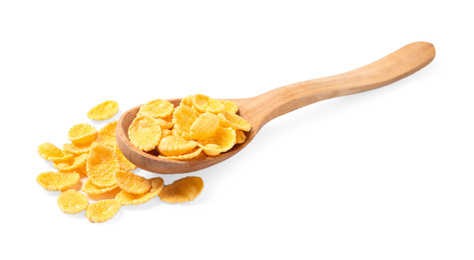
116;41;436;174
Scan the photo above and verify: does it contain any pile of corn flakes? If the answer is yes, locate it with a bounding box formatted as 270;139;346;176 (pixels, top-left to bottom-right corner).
128;94;251;159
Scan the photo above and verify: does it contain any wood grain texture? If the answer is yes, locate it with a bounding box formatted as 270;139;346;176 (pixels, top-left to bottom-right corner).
116;41;436;174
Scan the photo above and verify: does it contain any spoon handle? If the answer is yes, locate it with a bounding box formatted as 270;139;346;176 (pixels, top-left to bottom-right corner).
242;41;435;128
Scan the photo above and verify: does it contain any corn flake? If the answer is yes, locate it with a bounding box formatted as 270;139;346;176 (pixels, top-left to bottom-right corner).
193;94;225;113
128;115;162;152
37;171;80;191
63;142;97;155
161;129;172;138
116;177;164;205
68;123;97;145
57;189;89;214
86;144;119;187
53;153;88;172
158;176;204;203
218;112;251;132
87;101;119;121
86;199;121;223
158;147;204;160
198;127;236;156
190;112;220;140
219;99;239;114
172;105;197;133
180;95;194;107
81;178;119;195
114;146;137;171
95;121;117;147
155;118;175;129
157;135;198;157
115;170;151;195
38;143;73;162
235;130;246;144
138;99;174;119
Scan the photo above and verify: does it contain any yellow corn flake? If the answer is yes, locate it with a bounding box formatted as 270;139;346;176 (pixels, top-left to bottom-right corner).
190;112;220;140
95;121;117;147
57;189;89;214
198;127;236;156
192;106;204;117
193;94;225;113
172;105;197;133
68;123;97;145
161;129;172;138
218;112;251;132
137;99;174;119
86;144;119;187
219;99;239;114
157;135;198;157
114;146;137;171
155;118;175;129
172;126;194;141
158;176;204;203
180;95;194;107
162;114;174;122
235;130;247;144
62;142;97;155
116;177;164;205
53;153;88;172
36;171;80;191
85;199;121;223
38;143;73;162
87;101;119;121
128;115;162;152
81;178;119;195
158;147;204;160
115;170;151;195
74;164;88;177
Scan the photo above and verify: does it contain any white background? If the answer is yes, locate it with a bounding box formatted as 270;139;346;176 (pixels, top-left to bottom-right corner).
1;1;473;259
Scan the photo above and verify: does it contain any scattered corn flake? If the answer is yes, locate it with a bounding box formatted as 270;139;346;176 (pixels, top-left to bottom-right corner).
198;127;236;156
57;189;89;214
85;199;121;223
193;94;225;113
86;144;119;187
36;171;80;191
158;176;204;203
81;178;118;195
95;121;117;147
157;135;198;157
38;143;73;162
219;99;239;114
87;101;119;121
115;170;151;195
235;130;246;144
114;146;137;171
158;147;204;160
68;123;97;145
63;142;97;155
116;177;164;205
137;99;174;119
218;112;251;132
128;115;162;152
190;112;220;140
75;164;88;177
53;153;88;172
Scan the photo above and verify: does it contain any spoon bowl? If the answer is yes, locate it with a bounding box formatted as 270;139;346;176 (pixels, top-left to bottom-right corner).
116;41;436;174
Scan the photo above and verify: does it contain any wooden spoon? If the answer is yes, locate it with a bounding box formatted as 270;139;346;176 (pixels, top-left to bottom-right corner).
116;41;435;174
